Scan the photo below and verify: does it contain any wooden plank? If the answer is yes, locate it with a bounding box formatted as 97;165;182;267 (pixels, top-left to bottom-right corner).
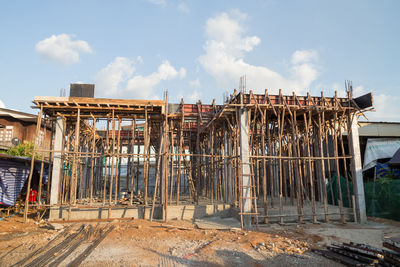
34;96;164;106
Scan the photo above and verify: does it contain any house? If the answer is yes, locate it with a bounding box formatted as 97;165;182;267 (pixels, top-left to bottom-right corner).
0;108;52;152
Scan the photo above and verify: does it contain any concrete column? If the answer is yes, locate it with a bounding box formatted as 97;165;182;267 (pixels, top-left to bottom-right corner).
239;108;251;228
348;115;367;223
50;117;64;205
49;117;64;220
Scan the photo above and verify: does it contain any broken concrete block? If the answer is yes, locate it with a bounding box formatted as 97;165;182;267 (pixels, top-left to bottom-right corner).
48;223;64;230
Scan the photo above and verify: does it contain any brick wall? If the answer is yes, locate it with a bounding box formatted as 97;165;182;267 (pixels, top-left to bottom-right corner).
0;117;52;152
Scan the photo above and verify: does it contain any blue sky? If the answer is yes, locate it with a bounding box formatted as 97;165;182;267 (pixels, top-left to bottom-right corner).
0;0;399;121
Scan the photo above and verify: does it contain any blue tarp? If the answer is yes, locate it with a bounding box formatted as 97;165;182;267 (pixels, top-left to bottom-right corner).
0;159;30;206
376;163;400;179
0;158;49;206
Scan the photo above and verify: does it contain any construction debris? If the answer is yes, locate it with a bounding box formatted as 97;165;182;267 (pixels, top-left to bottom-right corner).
313;238;400;266
10;223;114;267
47;223;64;230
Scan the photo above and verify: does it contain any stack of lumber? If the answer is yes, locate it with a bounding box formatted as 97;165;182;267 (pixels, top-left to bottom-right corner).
313;239;400;266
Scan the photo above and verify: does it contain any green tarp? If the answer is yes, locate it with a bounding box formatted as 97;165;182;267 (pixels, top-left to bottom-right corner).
364;179;400;221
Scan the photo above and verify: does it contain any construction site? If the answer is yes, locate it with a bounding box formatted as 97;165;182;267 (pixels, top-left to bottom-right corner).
1;83;400;266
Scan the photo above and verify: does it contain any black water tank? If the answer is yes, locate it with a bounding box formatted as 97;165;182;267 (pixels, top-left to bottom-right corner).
70;83;95;97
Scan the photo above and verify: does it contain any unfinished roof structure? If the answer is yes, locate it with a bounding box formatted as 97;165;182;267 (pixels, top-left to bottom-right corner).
25;84;373;228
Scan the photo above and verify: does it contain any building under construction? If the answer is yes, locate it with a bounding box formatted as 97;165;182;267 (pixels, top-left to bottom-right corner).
25;83;373;228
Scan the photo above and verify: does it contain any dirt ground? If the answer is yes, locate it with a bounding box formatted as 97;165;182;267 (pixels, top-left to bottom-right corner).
0;215;399;266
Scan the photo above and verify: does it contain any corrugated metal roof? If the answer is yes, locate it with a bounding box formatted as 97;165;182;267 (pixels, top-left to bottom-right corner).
0;153;49;165
0;108;37;122
358;121;400;137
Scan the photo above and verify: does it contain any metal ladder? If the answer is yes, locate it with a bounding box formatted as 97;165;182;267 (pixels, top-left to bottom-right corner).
238;161;259;229
182;156;198;203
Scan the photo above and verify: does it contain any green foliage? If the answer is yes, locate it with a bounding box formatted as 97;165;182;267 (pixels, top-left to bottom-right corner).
6;142;34;158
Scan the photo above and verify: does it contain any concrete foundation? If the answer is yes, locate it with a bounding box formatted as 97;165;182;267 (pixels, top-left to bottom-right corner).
49;203;232;221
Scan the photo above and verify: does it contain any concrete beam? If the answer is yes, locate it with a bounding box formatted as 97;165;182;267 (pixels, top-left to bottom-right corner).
348;115;367;223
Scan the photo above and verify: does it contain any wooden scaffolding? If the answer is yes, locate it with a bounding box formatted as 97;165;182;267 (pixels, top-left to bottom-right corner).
24;85;372;228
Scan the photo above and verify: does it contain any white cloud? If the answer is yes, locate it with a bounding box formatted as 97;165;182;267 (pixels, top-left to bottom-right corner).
189;78;200;88
136;56;143;64
175;88;201;103
291;50;318;64
187;90;201;102
199;10;318;95
353;85;365;97
146;0;166;6
0;99;5;109
367;93;400;122
95;57;135;96
35;34;92;65
96;57;186;99
173;78;201;102
177;2;189;13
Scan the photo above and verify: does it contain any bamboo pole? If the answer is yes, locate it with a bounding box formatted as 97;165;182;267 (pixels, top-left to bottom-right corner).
37;117;47;207
169;120;174;205
103;115;110;205
114;117;121;203
72;108;81;204
303;111;317;223
333;112;346;224
23;105;43;223
176;101;184;204
130;116;136;205
318;112;329;222
108;109;115;219
89;118;96;204
144;107;149;207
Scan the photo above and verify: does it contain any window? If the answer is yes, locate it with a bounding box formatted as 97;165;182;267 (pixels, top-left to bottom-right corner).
0;125;13;142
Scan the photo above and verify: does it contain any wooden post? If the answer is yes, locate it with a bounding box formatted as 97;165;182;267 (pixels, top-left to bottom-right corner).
333;112;346;223
72;108;81;204
164;91;169;221
144;107;149;207
108;109;115;218
318;112;329;222
23;105;43;223
89;118;96;203
103;115;110;205
114;117;121;203
169;120;175;205
130;116;136;205
176;100;184;204
303;111;317;223
37;117;47;207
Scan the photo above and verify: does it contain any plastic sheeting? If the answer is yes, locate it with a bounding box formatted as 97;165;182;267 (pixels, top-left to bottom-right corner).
0;158;49;206
388;147;400;167
0;159;30;206
376;163;400;179
363;138;400;171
